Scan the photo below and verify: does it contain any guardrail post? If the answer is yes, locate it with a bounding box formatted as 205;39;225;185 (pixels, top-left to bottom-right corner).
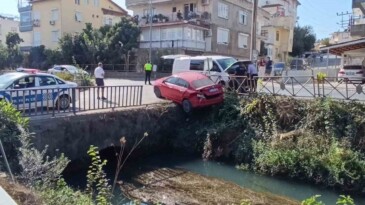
72;88;76;115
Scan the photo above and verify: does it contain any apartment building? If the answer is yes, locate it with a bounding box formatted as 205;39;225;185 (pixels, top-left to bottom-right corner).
0;15;32;49
126;0;253;60
330;31;352;44
259;0;299;62
18;0;128;50
351;0;365;38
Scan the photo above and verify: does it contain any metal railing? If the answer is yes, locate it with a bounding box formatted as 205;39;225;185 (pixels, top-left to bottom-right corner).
80;64;137;72
208;74;365;101
1;85;143;117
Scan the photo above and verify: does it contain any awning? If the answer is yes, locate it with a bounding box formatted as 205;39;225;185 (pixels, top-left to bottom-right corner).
320;38;365;56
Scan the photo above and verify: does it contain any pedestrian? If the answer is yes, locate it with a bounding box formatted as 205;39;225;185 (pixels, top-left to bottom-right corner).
144;61;152;85
94;62;106;100
247;61;258;92
265;56;273;80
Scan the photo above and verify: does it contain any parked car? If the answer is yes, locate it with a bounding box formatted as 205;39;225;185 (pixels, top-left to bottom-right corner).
48;65;88;76
338;65;365;83
158;55;188;73
172;56;237;85
224;60;252;75
0;72;78;110
273;62;286;76
290;58;308;70
153;72;224;113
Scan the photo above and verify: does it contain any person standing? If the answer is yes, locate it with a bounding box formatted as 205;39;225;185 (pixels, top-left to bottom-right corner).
144;61;152;85
247;61;258;92
265;57;273;80
94;62;106;100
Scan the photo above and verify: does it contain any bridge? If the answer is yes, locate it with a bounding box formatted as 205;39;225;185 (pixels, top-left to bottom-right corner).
23;74;365;160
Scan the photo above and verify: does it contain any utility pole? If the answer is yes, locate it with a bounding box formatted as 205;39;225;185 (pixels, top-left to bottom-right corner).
250;0;258;61
336;11;352;30
149;0;153;63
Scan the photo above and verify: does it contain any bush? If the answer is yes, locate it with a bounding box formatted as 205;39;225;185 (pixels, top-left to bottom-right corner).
56;72;74;82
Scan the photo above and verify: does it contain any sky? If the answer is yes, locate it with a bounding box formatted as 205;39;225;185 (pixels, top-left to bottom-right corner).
0;0;352;40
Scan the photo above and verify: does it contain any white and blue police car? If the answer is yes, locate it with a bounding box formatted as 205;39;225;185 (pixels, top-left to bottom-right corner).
0;72;78;110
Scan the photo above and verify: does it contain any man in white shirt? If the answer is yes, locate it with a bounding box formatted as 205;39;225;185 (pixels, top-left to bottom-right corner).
94;62;106;100
247;61;258;92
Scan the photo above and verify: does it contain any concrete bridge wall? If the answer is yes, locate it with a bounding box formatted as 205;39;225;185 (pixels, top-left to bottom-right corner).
29;105;184;160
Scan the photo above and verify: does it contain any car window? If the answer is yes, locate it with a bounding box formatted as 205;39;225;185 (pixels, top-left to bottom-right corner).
165;77;179;85
176;78;189;88
344;65;363;70
210;62;221;72
191;78;214;89
37;76;57;86
190;60;205;71
216;58;237;70
56;78;65;84
13;76;36;89
54;67;61;71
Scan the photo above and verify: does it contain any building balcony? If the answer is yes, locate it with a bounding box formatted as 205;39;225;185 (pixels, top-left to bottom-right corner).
353;0;365;10
351;24;365;37
19;21;33;32
265;16;294;30
137;11;211;28
139;39;206;51
126;0;205;7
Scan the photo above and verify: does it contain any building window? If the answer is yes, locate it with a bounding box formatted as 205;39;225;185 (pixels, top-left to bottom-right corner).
34;32;41;46
94;0;100;7
75;0;80;5
84;0;89;4
276;31;280;41
75;12;82;22
172;7;176;12
238;33;248;48
52;30;60;42
104;17;113;26
239;11;247;25
218;2;228;19
51;9;59;21
217;27;229;44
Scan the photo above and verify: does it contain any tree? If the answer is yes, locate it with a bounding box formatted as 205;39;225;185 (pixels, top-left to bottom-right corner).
291;25;316;57
6;32;23;50
319;38;331;46
6;32;24;68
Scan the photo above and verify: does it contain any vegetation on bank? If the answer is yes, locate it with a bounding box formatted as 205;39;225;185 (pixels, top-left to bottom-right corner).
185;94;365;195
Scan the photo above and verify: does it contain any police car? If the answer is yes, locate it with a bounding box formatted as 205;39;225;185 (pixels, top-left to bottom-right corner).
0;72;78;110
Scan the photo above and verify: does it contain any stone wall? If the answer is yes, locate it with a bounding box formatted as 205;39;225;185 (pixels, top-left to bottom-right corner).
29;105;185;160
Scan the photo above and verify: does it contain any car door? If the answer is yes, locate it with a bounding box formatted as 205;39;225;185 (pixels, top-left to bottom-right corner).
171;78;189;102
36;75;61;108
205;62;222;84
160;77;179;100
9;76;37;110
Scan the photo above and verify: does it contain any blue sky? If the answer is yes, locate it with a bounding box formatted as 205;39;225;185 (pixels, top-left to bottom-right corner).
0;0;352;40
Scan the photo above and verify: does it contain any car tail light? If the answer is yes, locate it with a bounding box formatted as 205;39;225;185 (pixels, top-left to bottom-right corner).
339;70;345;74
197;93;206;99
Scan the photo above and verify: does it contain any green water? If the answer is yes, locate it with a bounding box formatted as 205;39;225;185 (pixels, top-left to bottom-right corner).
65;154;365;204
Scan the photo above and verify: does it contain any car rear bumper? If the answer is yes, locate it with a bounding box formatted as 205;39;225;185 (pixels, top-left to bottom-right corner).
190;95;224;108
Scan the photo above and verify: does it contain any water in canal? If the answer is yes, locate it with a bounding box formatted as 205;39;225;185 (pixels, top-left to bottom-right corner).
64;153;365;204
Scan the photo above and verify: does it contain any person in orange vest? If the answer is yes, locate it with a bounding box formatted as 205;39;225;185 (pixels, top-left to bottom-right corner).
144;61;152;85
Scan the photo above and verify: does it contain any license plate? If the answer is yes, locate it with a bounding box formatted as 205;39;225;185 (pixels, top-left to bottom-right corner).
346;72;355;75
209;88;218;93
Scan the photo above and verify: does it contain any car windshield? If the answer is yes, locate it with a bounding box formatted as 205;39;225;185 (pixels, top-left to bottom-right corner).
216;58;237;70
191;78;214;89
0;73;23;89
64;66;77;71
344;65;363;70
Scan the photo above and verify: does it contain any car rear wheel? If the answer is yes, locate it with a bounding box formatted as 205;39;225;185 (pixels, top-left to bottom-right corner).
182;99;192;113
56;95;70;110
154;86;163;98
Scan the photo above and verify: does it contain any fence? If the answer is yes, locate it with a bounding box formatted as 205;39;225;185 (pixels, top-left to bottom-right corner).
80;64;138;72
209;75;365;101
1;85;143;117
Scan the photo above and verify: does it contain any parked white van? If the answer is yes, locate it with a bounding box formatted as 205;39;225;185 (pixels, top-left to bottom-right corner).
172;56;237;85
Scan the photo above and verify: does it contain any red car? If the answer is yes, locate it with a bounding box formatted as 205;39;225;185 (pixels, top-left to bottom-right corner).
154;72;224;112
